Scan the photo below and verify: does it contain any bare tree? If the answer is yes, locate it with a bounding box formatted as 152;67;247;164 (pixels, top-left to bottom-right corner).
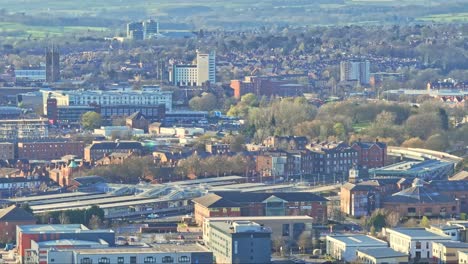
59;212;70;224
297;231;313;254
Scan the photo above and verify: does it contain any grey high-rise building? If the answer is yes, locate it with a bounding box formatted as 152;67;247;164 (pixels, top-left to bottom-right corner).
340;60;370;85
46;46;60;82
126;22;144;40
143;19;159;39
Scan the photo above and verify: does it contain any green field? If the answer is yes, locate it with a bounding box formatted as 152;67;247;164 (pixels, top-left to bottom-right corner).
352;122;371;132
0;0;465;40
0;22;108;39
418;12;468;22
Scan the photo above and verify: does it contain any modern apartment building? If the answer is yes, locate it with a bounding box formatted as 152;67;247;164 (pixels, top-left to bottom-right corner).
204;220;271;264
0;118;48;141
127;19;159;40
340;60;370;85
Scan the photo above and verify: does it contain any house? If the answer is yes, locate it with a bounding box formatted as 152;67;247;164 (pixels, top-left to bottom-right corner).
0;205;36;243
326;234;388;262
356;247;408;264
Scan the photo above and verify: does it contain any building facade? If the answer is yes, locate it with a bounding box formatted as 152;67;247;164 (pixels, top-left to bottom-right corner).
326;234;388;262
0;119;48;141
83;141;143;161
42;85;172;115
204;221;271;264
45;46;60;82
0;142;15;160
172;51;216;86
193;191;328;225
351;141;387;169
17;141;85;160
340;60;370;85
385;227;452;262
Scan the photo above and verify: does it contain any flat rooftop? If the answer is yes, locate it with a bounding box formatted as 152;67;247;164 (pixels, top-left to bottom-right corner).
327;234;387;246
387;228;451;240
37;239;109;247
10;192;102;203
434;241;468;248
357;247;408;258
72;243;209;254
207;216;313;221
18;224;88;233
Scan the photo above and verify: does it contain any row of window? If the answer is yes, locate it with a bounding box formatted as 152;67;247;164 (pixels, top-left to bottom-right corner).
80;255;190;264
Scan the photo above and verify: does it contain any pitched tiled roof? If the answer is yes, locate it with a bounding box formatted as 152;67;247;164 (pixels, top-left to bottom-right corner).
384;186;455;204
127;111;146;121
0;205;36;222
193;191;327;208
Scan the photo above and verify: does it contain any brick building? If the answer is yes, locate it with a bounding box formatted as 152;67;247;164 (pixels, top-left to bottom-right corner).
84;141;143;161
126;111;149;132
382;179;459;218
230;76;309;99
192;191;328;225
307;141;358;175
263;136;308;150
17;141;85;160
351;140;387;168
0;205;36;243
17;224;115;263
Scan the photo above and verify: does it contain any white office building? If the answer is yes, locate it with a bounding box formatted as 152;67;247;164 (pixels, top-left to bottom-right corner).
172;51;216;86
384;227;452;261
42;85;172;115
326;234;388;262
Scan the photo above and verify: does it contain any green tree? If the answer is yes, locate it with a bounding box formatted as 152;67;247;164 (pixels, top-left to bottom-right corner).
80;111;102;130
420;216;430;228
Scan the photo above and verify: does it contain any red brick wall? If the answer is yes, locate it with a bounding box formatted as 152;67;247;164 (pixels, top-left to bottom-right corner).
0;220;36;243
18;142;85;160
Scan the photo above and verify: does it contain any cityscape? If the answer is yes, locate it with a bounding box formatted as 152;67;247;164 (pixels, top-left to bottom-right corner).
0;0;467;264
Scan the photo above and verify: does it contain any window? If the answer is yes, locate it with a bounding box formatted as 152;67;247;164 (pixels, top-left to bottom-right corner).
282;224;290;236
408;207;416;213
144;256;155;263
81;258;92;264
415;251;421;259
162;256;174;263
98;258;110;264
117;257;124;264
130;256;137;264
178;256;190;263
416;241;421;249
